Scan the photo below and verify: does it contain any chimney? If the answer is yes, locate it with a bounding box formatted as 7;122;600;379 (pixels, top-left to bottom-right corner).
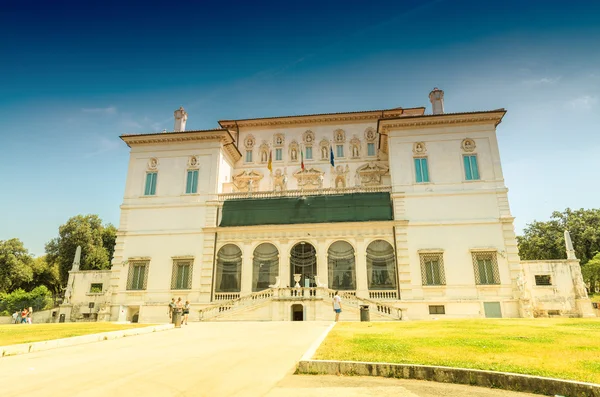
174;106;188;132
429;88;444;115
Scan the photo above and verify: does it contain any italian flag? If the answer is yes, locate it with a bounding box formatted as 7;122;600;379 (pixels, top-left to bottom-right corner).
301;148;305;170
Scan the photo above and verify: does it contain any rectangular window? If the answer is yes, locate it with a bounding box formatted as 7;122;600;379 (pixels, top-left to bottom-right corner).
463;155;480;180
171;261;193;290
367;143;375;156
245;150;253;163
89;283;103;293
275;148;282;161
144;172;157;195
472;252;500;285
186;170;199;194
127;261;149;290
535;275;552;286
429;305;445;315
305;147;313;160
414;157;430;183
336;145;344;158
419;253;445;285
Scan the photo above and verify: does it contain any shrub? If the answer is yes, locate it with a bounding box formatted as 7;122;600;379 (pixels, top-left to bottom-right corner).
0;286;53;313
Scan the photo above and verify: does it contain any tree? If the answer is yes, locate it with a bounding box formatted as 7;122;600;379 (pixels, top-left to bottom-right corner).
582;253;600;294
22;256;61;297
45;215;117;284
0;238;34;293
517;208;600;265
0;286;53;314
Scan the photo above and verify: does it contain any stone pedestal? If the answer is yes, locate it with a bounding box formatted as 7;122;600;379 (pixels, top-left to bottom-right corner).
577;299;597;318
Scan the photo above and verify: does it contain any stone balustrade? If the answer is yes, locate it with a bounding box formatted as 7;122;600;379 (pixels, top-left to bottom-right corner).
368;290;398;300
218;185;392;201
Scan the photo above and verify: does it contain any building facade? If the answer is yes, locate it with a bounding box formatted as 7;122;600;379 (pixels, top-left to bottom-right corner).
60;89;595;323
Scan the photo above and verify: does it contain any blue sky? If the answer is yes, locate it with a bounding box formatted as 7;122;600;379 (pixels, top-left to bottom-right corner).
1;0;599;255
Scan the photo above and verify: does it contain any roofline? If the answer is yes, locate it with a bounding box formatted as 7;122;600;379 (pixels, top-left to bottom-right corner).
218;107;426;128
120;128;229;139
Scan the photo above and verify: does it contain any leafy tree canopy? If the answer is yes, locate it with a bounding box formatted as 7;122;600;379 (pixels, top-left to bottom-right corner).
517;208;600;265
0;238;34;293
45;214;116;284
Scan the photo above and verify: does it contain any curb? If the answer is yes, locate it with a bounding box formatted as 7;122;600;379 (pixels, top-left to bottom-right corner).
1;323;174;358
296;360;600;396
301;322;336;361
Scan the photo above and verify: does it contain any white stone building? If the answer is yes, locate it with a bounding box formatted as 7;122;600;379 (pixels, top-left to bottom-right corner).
60;89;595;323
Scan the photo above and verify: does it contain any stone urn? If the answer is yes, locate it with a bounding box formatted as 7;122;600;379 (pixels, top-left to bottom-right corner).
293;274;302;288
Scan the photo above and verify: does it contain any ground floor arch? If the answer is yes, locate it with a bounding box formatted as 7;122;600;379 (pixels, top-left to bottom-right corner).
290;242;317;288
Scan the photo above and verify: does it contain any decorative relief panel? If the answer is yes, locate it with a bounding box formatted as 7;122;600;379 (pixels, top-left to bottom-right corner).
303;130;315;145
462;138;476;152
293;167;324;189
355;162;389;186
289;140;299;162
364;127;376;142
349;136;361;158
232;170;263;192
333;165;350;188
333;129;346;143
319;139;329;160
274;133;285;147
147;157;158;170
272;168;288;192
188;155;199;168
413;142;426;155
244;135;256;149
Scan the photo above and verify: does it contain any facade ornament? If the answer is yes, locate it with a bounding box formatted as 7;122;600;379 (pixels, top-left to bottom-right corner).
356;162;389;186
272;168;288;192
293;167;324;190
259;142;269;163
350;136;361;158
244;134;256;149
413;142;426;155
148;157;158;170
333;129;346;143
289;140;299;162
462;138;476;152
232;170;264;192
188;156;199;168
303;130;315;144
364;127;376;142
274;133;285;147
319;139;329;160
334;165;350;188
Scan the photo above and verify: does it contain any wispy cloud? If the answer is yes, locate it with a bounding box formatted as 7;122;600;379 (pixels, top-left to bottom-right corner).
84;136;122;158
522;76;561;85
566;95;598;110
81;106;117;115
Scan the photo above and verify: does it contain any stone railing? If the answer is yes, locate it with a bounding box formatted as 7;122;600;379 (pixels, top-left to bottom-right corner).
199;289;274;320
214;292;240;301
327;289;403;320
369;290;398;300
218;185;392;201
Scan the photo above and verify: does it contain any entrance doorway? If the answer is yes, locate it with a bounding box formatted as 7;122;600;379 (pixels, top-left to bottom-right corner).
291;304;304;321
290;242;317;288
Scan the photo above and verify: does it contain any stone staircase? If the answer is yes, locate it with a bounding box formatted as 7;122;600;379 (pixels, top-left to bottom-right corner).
198;287;404;321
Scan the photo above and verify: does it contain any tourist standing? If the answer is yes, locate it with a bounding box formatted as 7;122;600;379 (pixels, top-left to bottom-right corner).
12;310;19;324
183;300;190;325
168;298;176;320
332;291;342;322
21;308;28;324
27;307;33;324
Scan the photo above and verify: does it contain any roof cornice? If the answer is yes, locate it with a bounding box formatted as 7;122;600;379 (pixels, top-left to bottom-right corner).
379;110;507;133
218;107;426;129
120;129;241;162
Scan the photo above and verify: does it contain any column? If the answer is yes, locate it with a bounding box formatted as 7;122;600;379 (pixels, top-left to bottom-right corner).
317;239;328;288
355;238;368;298
279;240;290;288
240;242;253;296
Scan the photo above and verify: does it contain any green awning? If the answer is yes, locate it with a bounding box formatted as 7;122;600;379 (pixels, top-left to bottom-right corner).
219;192;393;227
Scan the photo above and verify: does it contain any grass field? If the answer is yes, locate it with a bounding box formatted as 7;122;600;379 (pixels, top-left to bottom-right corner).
314;318;600;384
0;323;153;346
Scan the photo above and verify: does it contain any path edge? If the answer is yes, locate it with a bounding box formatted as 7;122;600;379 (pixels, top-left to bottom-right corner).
1;323;174;358
296;359;600;397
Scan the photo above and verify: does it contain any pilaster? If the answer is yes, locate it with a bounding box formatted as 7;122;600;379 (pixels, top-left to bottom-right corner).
355;238;368;298
240;242;253;295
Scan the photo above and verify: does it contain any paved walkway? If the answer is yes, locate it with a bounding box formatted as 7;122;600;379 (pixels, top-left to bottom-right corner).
0;322;536;397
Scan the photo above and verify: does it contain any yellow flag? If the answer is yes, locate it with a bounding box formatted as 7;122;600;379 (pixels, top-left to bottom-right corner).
267;150;272;173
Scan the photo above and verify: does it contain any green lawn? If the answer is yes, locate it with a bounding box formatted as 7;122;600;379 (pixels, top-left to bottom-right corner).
314;319;600;384
0;323;153;347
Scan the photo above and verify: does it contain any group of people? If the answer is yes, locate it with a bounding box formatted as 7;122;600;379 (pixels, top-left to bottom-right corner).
168;298;190;325
12;307;33;324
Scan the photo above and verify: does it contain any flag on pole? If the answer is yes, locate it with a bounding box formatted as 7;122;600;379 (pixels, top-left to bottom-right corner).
330;144;335;167
267;149;272;173
300;147;305;170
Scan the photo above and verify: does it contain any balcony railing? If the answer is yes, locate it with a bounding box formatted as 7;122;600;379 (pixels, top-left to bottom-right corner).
218;185;392;201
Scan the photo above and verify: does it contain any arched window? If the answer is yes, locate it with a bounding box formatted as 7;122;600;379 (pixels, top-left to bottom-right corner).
290;242;317;288
215;244;242;292
252;243;279;291
366;240;396;290
328;241;356;290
